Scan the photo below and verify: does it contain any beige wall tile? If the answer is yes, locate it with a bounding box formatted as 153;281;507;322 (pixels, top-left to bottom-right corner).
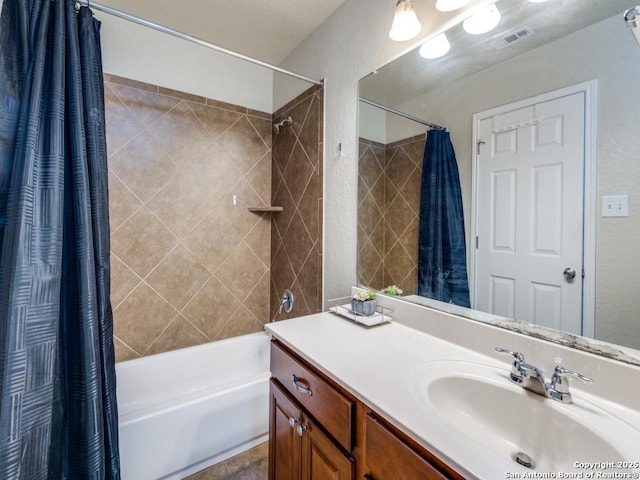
108;131;177;202
187;102;243;140
215;242;268;300
146;316;209;356
215;305;263;341
110;254;140;307
110;84;180;126
146;173;209;239
107;170;142;232
148;101;212;167
104;83;142;156
146;244;211;310
113;337;140;362
182;277;240;339
113;283;178;354
111;207;179;278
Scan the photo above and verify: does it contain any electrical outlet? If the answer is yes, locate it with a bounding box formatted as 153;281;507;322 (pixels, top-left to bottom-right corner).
602;195;629;217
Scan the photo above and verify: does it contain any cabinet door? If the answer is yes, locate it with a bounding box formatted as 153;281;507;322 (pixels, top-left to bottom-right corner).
301;417;353;480
270;379;303;480
364;414;449;480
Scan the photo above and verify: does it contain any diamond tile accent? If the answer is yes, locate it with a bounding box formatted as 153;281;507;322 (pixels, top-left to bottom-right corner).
216;240;268;299
108;131;177;202
146;173;209;239
104;83;142;156
113;283;178;355
111;207;179;278
148;101;213;168
107;169;142;231
271;88;323;321
146;316;209;356
146;244;211;310
182;277;240;339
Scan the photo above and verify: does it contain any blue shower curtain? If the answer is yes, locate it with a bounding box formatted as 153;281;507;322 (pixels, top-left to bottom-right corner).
0;0;120;478
417;129;470;307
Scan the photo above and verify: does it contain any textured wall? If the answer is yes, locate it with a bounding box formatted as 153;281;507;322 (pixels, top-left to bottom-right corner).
358;135;423;296
105;74;272;361
271;86;324;320
98;10;274;113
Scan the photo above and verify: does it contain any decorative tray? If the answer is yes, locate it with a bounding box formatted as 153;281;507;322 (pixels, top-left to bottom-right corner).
328;297;393;327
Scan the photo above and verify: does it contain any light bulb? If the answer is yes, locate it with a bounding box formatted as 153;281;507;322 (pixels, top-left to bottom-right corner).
389;0;422;41
419;33;451;59
435;0;472;12
463;3;501;35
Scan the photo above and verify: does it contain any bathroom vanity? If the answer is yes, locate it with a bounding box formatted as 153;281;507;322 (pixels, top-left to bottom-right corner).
265;294;640;480
269;339;459;479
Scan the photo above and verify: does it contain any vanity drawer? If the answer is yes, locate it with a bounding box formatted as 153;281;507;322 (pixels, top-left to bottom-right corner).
364;414;452;480
270;340;354;452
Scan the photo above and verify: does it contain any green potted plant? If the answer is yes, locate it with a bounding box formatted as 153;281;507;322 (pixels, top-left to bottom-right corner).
381;285;403;296
351;290;377;316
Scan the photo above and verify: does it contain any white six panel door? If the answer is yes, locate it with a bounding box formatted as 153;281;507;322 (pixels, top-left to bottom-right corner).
475;92;585;335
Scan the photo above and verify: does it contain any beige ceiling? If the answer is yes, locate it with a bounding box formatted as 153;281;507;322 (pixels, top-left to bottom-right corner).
98;0;349;65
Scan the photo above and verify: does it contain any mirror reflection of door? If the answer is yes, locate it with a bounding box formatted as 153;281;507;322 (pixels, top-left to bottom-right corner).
473;86;593;336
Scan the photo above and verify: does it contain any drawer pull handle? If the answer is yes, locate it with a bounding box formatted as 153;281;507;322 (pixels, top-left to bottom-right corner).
364;475;375;480
289;417;299;428
296;424;307;437
292;374;313;396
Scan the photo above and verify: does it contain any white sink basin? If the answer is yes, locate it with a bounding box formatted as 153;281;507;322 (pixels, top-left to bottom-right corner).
410;361;640;475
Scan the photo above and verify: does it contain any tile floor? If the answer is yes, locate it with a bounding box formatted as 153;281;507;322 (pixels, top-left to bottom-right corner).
186;442;268;480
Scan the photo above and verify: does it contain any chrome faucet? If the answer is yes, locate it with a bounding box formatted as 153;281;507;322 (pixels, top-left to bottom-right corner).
495;348;592;403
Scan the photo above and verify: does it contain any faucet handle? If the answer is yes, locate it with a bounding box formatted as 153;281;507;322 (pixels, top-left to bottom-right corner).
495;347;525;362
495;348;525;384
551;365;592;392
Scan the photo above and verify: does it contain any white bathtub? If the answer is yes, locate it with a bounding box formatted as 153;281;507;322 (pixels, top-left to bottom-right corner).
116;332;271;480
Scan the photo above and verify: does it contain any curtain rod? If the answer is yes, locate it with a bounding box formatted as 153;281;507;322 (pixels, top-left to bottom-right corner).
76;0;324;87
359;97;446;131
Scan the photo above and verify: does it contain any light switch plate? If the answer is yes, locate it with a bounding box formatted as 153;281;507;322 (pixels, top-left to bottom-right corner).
602;195;629;217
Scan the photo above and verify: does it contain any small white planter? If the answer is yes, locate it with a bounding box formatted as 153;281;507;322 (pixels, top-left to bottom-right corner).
351;298;377;316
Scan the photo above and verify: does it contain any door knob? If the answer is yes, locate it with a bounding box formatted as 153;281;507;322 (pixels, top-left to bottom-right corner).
563;267;577;282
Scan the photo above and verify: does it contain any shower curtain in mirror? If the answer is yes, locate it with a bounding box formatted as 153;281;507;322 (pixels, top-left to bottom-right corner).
0;0;120;478
417;129;470;307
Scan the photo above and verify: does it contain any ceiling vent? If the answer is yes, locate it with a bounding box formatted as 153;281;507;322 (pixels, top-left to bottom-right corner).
492;26;535;49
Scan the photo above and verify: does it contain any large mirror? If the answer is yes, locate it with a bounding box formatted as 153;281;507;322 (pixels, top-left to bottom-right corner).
357;0;640;362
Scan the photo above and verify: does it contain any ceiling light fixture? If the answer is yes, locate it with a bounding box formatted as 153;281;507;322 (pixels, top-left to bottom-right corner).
389;0;422;42
527;0;549;3
435;0;472;12
419;32;451;58
463;3;502;35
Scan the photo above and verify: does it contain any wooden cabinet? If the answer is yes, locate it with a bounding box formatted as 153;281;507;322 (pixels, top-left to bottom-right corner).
269;379;353;480
269;340;462;480
363;414;449;480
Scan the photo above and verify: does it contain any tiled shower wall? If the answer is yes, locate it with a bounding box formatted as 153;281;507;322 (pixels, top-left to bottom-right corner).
271;86;324;320
358;134;425;296
105;74;273;361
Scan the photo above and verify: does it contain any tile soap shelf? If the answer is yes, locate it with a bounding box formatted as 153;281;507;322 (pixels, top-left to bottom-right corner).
329;297;393;327
247;206;283;213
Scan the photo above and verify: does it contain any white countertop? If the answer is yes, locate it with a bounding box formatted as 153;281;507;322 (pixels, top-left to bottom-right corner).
265;310;640;480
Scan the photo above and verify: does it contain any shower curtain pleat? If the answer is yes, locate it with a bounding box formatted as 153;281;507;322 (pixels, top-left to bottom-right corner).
0;0;120;478
417;129;470;308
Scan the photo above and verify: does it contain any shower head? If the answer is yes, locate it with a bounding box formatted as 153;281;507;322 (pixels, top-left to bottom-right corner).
273;116;293;135
625;6;640;48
